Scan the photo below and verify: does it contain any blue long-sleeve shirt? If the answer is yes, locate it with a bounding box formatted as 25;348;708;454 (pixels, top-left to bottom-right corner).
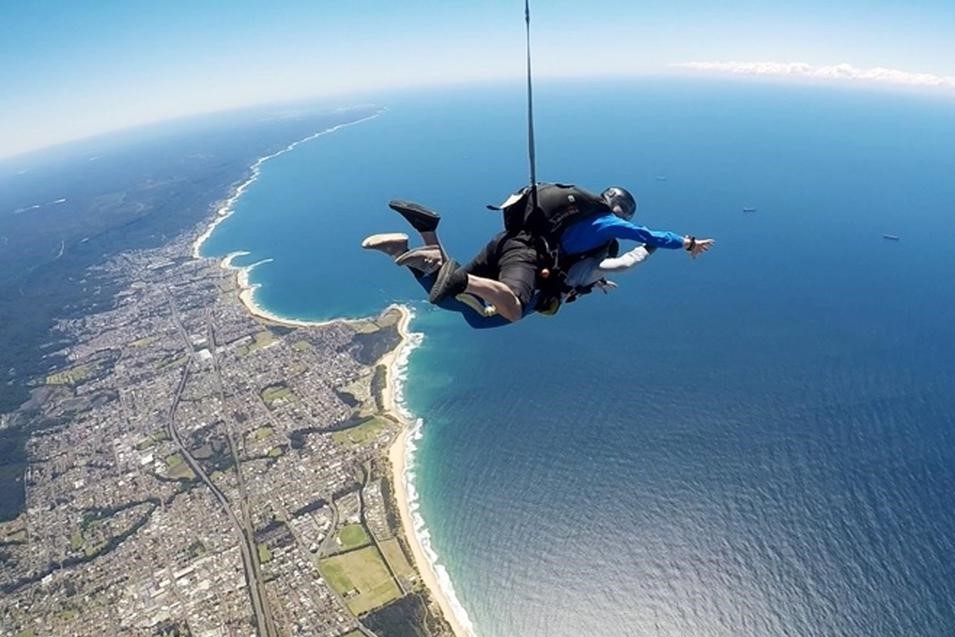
560;213;685;255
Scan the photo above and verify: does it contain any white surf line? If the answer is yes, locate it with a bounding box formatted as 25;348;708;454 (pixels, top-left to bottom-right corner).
191;108;386;259
387;323;478;636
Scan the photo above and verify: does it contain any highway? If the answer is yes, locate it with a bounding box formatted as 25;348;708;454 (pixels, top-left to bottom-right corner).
163;293;276;637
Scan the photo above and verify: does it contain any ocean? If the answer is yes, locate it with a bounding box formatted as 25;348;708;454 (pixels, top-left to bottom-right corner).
200;78;955;636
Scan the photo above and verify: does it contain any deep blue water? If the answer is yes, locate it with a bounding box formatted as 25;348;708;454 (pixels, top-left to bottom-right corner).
201;79;955;636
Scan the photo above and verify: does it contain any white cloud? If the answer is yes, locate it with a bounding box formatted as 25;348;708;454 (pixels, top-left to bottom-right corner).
672;61;955;90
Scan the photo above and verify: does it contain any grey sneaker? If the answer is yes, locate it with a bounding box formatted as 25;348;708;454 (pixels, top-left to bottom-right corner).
394;246;443;275
361;233;409;257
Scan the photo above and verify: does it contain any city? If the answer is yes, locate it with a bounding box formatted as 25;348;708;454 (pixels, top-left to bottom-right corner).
0;227;450;637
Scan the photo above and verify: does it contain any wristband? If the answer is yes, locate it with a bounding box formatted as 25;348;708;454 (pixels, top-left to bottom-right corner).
686;236;696;252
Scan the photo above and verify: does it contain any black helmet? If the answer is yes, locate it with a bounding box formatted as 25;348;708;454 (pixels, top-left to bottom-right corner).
601;186;636;220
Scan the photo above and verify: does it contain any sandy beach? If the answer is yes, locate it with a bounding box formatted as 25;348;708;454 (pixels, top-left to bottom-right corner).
221;253;355;329
388;429;472;637
382;308;473;637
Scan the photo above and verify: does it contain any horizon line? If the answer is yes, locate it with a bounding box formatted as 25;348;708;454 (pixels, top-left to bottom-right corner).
5;68;954;163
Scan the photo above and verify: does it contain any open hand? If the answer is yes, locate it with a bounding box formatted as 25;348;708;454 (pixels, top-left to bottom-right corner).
687;237;715;258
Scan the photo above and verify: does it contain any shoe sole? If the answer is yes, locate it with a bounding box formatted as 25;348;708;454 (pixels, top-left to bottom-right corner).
361;233;409;248
389;200;441;232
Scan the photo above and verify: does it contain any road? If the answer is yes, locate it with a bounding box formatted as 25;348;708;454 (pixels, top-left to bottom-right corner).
207;316;278;637
163;293;277;637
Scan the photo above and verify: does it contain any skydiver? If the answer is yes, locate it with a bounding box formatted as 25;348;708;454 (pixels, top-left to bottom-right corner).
364;184;714;324
362;223;653;329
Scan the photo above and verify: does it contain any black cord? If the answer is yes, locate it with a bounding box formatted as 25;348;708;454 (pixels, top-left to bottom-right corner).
524;0;539;211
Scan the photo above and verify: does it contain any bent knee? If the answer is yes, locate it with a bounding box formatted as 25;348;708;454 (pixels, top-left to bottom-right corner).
498;297;524;323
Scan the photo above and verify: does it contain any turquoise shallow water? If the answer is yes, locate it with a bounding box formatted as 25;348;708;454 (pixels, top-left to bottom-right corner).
202;79;955;636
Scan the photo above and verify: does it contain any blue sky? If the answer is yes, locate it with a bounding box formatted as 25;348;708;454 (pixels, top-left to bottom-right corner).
2;0;954;158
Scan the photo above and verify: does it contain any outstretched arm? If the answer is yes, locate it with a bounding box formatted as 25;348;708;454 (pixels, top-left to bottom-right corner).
562;215;714;254
616;222;715;256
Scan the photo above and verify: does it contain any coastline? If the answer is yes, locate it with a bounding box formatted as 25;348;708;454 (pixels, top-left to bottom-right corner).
381;310;475;637
191;108;385;260
196;120;476;635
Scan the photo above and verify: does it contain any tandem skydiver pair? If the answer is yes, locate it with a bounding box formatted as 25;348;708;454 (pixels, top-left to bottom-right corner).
362;183;714;328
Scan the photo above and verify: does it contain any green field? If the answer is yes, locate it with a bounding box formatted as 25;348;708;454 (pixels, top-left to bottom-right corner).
336;524;371;551
239;330;277;356
46;363;95;386
292;340;313;352
135;429;171;450
249;425;273;441
333;417;390;446
258;543;273;564
379;538;416;582
164;453;195;480
319;546;401;616
350;320;380;334
261;384;294;407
